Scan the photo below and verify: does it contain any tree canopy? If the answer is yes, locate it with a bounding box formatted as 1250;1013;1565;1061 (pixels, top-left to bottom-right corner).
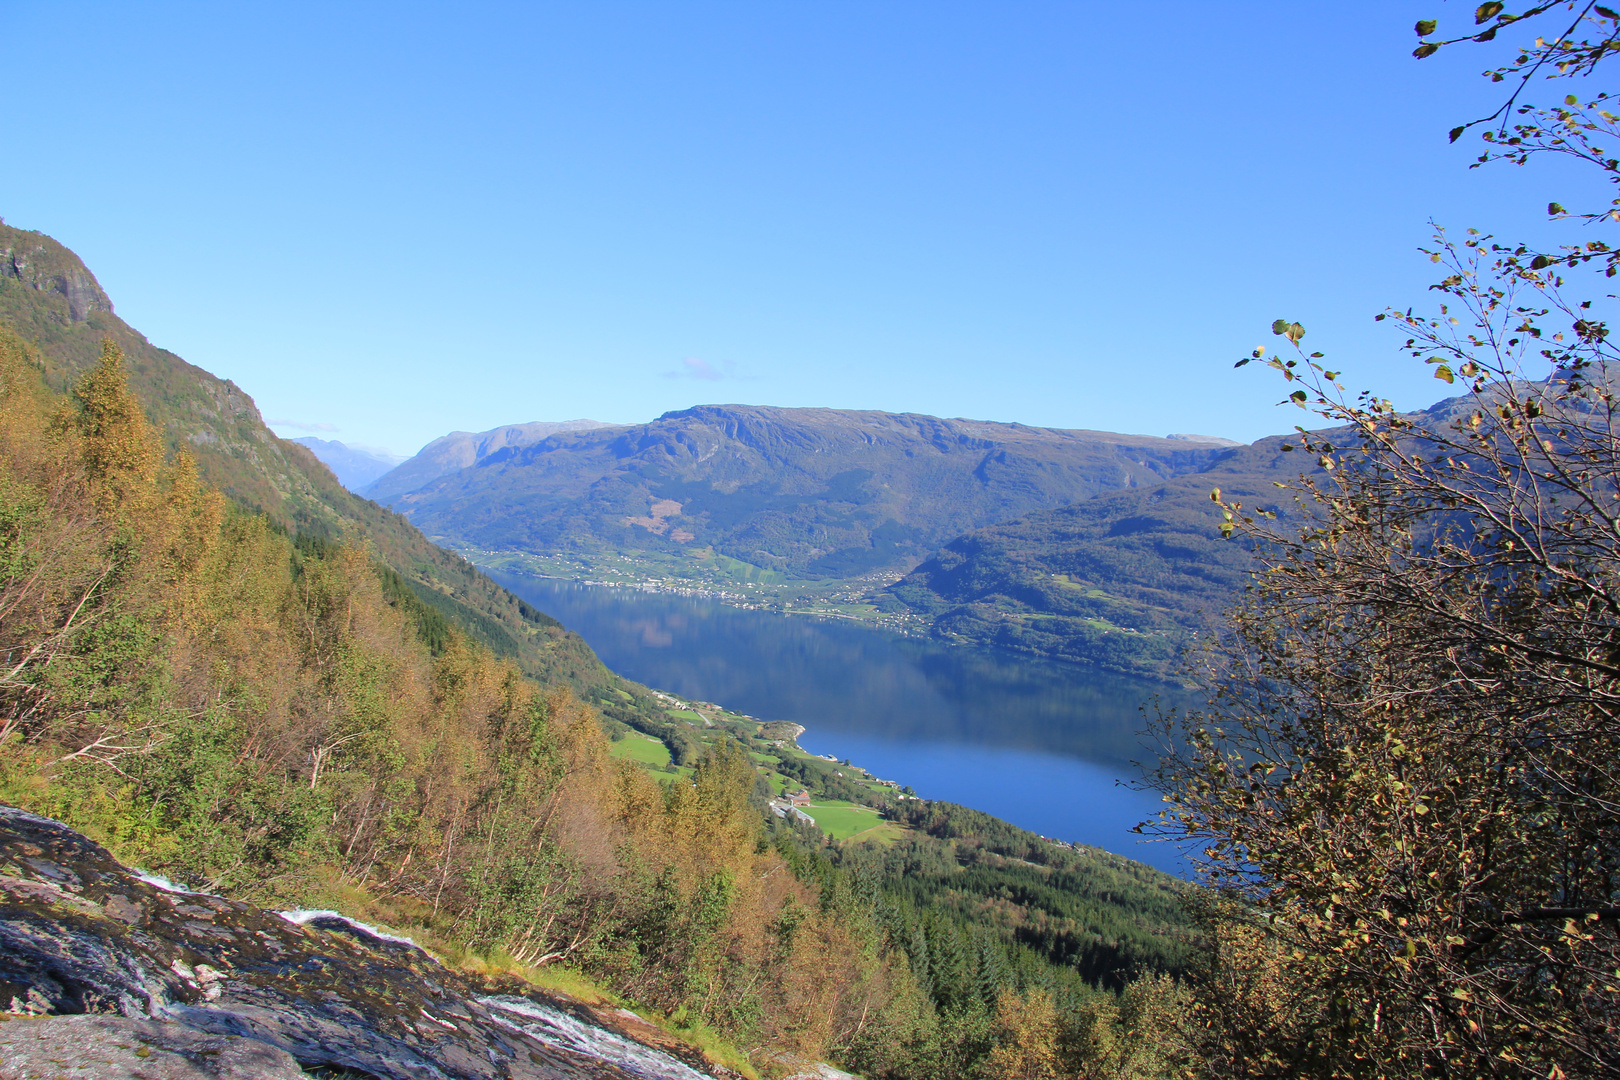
1144;6;1620;1076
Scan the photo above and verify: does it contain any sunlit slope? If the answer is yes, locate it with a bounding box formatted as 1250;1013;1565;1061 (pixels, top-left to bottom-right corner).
0;221;599;689
384;403;1239;578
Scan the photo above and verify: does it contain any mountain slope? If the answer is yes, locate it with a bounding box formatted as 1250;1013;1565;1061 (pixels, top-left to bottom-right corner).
381;404;1241;578
0;220;610;694
292;436;403;491
884;381;1562;681
884;435;1316;678
365;419;616;502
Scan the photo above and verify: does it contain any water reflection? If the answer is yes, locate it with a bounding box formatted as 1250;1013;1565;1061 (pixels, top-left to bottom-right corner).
495;574;1193;873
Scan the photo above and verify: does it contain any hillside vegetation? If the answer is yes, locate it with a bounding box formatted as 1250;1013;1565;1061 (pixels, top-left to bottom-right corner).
0;222;633;700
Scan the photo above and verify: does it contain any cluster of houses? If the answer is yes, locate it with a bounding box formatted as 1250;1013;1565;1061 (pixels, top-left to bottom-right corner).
768;790;816;825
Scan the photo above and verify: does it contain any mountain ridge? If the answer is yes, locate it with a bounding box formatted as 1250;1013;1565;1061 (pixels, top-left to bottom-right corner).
365;418;617;502
379;402;1241;578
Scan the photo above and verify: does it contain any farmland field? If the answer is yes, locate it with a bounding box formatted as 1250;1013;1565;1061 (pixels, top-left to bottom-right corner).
609;732;672;767
801;801;886;840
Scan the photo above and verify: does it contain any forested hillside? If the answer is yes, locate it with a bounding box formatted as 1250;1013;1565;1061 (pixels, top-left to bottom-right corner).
0;222;642;701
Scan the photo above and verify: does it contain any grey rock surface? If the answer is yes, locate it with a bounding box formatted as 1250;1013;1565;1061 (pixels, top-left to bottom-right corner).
0;805;687;1080
0;1014;307;1079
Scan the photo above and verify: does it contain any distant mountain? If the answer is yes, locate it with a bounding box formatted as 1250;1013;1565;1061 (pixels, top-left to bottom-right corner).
365;420;616;502
375;404;1244;578
291;436;403;492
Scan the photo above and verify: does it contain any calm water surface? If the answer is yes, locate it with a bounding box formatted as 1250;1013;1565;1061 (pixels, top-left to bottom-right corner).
496;574;1192;873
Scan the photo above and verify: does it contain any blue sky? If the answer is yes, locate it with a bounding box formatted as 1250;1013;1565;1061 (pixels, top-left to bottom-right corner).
2;2;1594;455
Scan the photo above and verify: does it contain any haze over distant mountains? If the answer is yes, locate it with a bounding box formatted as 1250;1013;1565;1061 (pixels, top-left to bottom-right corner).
292;436;404;492
367;404;1244;579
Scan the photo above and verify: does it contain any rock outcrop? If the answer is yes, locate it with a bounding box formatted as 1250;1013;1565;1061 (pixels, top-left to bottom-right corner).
0;227;114;323
0;806;726;1080
0;1014;308;1079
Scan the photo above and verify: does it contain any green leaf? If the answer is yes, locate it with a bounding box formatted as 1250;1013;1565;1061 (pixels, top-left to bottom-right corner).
1474;25;1497;41
1449;125;1467;143
1234;357;1252;368
1474;2;1503;24
1415;18;1437;35
1210;487;1222;502
1272;318;1291;335
1598;6;1619;20
1550;201;1566;216
1414;42;1440;58
1290;390;1308;407
1434;365;1455;383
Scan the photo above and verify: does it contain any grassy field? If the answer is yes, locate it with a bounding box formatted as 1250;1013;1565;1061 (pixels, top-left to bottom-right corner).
802;801;888;840
666;708;707;724
609;733;673;767
842;820;907;845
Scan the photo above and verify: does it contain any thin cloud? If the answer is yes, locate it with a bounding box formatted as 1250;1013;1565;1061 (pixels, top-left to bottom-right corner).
662;356;727;381
269;418;340;433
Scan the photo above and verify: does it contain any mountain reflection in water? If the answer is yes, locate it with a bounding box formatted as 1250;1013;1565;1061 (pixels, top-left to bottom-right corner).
495;574;1192;874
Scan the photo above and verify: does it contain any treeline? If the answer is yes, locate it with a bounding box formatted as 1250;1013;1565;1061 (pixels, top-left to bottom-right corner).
0;329;1198;1078
770;828;1191;1079
876;802;1195;990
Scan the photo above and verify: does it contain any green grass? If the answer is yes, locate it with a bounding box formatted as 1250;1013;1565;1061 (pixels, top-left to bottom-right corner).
841;820;908;846
665;708;706;723
802;801;886;840
609;733;672;767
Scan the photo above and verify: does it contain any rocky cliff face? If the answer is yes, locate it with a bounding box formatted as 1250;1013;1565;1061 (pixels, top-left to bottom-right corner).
0;225;114;323
0;805;733;1080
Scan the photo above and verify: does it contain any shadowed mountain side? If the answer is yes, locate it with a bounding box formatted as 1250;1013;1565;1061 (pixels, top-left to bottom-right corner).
0;221;614;693
366;419;619;502
885;436;1324;680
386;404;1241;577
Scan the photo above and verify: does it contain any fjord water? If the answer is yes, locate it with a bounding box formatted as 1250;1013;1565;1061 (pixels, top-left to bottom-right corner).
497;574;1191;874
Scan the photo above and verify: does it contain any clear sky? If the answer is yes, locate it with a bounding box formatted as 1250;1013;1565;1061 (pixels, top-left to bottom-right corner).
2;2;1594;456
